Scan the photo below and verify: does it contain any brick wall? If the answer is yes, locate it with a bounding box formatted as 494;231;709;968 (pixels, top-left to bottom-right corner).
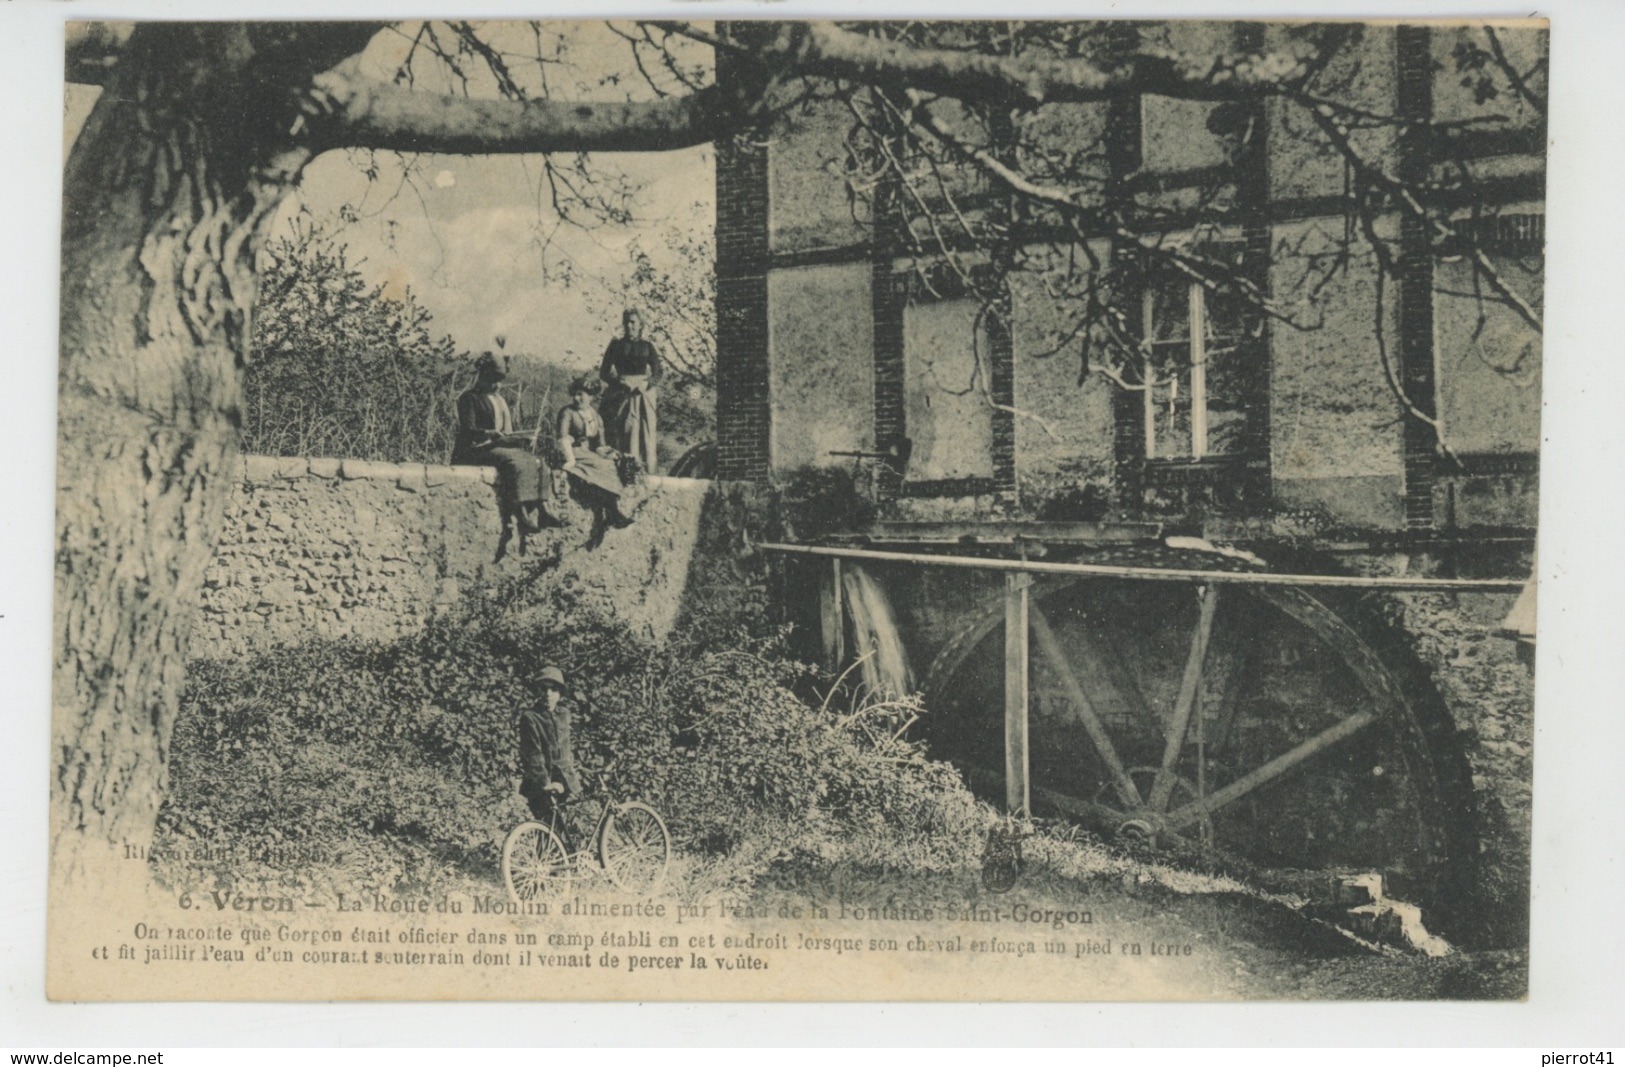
871;179;906;502
987;302;1016;498
1104;23;1146;508
1236;22;1274;503
1397;25;1440;531
714;32;773;482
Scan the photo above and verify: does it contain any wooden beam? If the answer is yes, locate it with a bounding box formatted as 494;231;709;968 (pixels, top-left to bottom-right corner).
1149;585;1220;812
1164;710;1377;831
757;543;1527;593
961;762;1134;833
1201;595;1265;754
1004;572;1032;816
860;519;1160;544
1030;606;1142;811
1052;604;1154;738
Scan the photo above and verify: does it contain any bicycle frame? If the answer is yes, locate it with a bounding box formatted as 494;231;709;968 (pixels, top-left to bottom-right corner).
536;790;617;864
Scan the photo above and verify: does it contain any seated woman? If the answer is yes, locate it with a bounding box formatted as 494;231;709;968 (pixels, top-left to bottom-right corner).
557;377;634;547
451;352;559;540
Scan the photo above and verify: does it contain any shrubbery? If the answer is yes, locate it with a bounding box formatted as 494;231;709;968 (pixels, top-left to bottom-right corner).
159;573;983;896
246;213;717;469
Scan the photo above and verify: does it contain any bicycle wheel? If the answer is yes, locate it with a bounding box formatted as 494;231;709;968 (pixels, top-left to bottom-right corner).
502;821;570;904
980;831;1023;894
597;802;670;895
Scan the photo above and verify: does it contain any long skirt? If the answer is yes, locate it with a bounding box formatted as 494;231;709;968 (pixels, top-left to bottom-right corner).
481;448;547;510
603;377;658;474
564;451;623;500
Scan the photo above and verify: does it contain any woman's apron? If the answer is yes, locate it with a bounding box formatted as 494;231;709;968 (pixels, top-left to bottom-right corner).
605;373;657;474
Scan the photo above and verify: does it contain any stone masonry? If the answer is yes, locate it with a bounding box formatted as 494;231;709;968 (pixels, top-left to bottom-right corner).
192;454;712;659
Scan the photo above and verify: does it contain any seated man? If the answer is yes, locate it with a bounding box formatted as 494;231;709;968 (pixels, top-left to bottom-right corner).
518;665;582;843
451;352;559;536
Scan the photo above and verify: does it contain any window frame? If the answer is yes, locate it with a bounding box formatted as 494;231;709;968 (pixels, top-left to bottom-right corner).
1140;277;1223;463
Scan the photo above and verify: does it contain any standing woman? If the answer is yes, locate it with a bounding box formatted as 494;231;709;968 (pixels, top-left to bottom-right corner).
557;377;634;547
452;352;558;534
598;308;662;475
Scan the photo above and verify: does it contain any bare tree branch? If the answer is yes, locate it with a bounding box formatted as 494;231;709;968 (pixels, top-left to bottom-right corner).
1298;97;1544;334
656;20;1355;108
1484;26;1548;115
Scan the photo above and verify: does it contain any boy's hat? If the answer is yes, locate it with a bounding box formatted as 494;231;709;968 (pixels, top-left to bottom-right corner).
539;666;566;689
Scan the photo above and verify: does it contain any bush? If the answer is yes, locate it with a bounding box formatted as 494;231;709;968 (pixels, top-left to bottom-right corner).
245;214;587;466
159;573;980;895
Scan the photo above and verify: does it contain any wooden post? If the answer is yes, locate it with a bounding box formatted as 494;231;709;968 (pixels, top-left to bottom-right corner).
821;557;845;670
1004;571;1032;816
1189;282;1208;459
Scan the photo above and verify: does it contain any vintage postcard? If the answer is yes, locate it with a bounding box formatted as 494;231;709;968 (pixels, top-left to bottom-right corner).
51;17;1544;1001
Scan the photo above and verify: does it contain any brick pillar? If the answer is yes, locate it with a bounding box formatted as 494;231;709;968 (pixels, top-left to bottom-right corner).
988;302;1016;498
871;174;906;501
1236;22;1273;508
1396;25;1438;530
714;35;772;482
986;111;1018;502
1104;22;1145;509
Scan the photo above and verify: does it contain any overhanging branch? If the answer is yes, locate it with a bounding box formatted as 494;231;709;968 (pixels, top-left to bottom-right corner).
305;59;731;154
656;20;1356;107
65;22;134;86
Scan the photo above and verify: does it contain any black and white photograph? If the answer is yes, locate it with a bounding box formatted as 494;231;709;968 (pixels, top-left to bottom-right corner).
42;12;1554;1005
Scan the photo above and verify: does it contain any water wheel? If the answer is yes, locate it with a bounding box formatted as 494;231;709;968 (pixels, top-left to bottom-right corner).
922;576;1477;928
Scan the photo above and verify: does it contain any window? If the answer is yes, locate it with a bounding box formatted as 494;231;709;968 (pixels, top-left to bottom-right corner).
1136;23;1259;175
902;297;995;484
1140;277;1254;461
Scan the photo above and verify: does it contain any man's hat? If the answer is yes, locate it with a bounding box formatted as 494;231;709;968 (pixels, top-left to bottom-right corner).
539;665;566;689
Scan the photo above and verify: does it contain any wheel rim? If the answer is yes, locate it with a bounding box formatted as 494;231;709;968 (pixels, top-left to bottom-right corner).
599;802;670;895
922;577;1471;915
503;822;569;903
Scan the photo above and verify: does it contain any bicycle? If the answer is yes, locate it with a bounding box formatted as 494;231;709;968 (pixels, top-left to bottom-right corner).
501;769;671;903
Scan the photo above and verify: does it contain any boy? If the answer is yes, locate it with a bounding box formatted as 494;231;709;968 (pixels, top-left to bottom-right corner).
518;666;582;838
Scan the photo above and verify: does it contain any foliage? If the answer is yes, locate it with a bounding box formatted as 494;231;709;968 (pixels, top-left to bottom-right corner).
1034;483;1112;523
245;214;468;463
589;218;716;391
774;466;878;541
246;214;611;465
158;573;980;895
585;216;718;462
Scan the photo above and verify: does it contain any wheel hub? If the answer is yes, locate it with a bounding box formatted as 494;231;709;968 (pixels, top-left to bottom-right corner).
1115;816;1160;843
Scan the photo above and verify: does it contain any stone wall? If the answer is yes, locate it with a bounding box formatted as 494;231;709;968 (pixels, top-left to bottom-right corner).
1391;588;1534;944
192;455;713;659
767;263;875;469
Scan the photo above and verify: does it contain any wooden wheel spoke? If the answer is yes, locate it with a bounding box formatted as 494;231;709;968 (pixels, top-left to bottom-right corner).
1148;586;1219;813
1163;709;1378;831
1030;605;1142;811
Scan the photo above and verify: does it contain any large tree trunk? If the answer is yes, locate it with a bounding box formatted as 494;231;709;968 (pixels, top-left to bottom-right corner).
51;23;375;886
